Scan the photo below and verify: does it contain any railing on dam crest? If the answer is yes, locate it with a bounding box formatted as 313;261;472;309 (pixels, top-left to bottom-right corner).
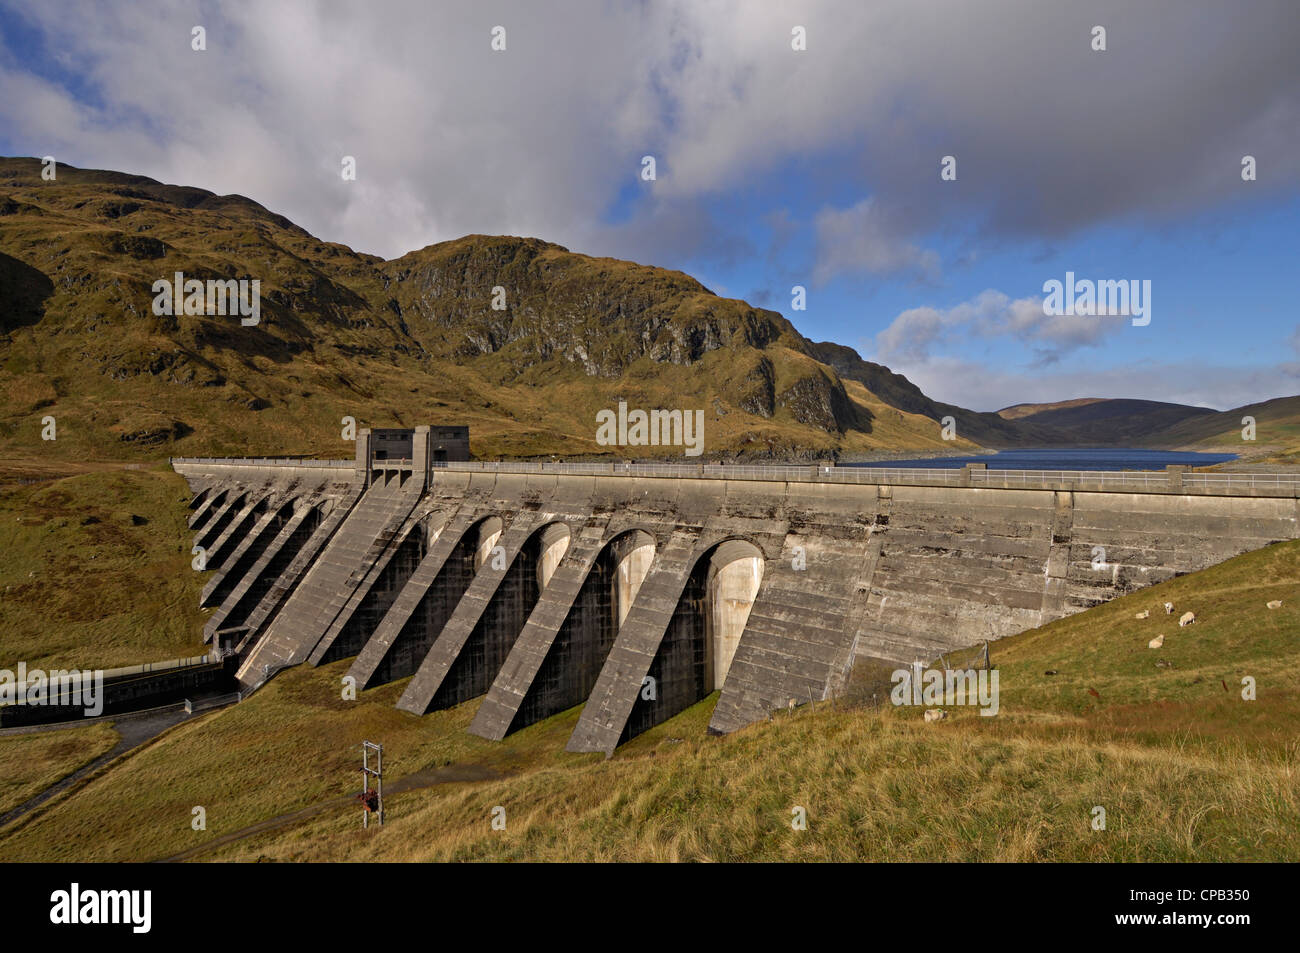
170;456;1300;496
437;460;1300;495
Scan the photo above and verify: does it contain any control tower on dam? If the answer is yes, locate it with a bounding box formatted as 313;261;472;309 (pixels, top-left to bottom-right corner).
171;425;1299;754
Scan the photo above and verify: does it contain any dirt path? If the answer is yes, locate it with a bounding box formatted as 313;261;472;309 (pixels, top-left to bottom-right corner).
160;764;506;862
0;703;218;828
0;459;154;488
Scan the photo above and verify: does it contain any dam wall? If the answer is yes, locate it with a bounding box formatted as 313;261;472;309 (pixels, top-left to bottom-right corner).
172;435;1299;754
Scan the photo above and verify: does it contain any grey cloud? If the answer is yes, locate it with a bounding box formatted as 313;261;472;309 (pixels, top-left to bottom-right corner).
0;0;666;258
2;0;1292;270
641;1;1300;277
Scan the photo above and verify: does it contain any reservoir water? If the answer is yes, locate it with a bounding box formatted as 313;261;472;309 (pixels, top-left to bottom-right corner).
852;448;1238;471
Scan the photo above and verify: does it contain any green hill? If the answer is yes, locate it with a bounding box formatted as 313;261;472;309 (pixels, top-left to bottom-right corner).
1149;395;1300;464
0;157;985;463
996;398;1217;444
998;395;1300;458
4;156;1294;462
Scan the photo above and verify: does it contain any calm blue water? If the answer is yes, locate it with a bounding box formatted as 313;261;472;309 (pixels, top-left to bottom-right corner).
851;448;1238;471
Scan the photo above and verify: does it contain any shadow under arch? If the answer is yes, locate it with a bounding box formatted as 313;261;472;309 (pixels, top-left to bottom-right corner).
318;510;446;664
620;536;765;744
195;492;246;552
207;494;274;572
506;528;656;735
362;513;506;687
427;519;572;710
189;488;226;532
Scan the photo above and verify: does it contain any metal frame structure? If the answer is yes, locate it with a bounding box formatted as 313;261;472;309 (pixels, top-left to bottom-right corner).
361;740;383;828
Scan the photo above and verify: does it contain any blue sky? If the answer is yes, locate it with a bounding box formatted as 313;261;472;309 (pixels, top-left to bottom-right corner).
1;0;1296;411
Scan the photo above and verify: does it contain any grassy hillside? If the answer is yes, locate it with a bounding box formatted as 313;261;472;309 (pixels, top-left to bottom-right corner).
0;464;207;669
3;537;1295;862
0;157;983;463
0;722;119;816
1149;394;1300;464
992;398;1217;445
810;340;1062;448
998;397;1109;419
996;395;1300;460
5;156;1291;462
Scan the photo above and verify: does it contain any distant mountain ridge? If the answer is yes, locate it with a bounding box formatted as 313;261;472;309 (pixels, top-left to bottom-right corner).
0;157;972;460
994;398;1218;445
0;157;1294;462
998;398;1109;420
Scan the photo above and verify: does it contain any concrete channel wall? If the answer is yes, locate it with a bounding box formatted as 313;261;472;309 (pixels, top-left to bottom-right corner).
171;442;1298;754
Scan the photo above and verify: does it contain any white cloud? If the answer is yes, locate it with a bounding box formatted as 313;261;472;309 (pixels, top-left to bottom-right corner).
888;355;1300;414
873;289;1129;366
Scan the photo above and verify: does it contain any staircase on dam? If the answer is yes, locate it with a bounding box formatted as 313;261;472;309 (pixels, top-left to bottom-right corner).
172;432;1300;751
230;484;363;656
236;471;426;688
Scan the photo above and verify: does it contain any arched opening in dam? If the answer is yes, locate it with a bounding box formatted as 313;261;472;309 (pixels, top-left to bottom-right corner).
320;516;433;663
620;538;764;743
428;520;571;710
363;515;505;688
201;498;296;608
509;529;656;734
213;502;327;645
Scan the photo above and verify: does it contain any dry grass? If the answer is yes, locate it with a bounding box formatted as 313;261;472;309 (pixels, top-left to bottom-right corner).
0;722;119;816
193;702;1299;863
0;466;207;669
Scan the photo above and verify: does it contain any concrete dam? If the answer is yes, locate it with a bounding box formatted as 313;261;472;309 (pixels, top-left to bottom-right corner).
172;426;1300;754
